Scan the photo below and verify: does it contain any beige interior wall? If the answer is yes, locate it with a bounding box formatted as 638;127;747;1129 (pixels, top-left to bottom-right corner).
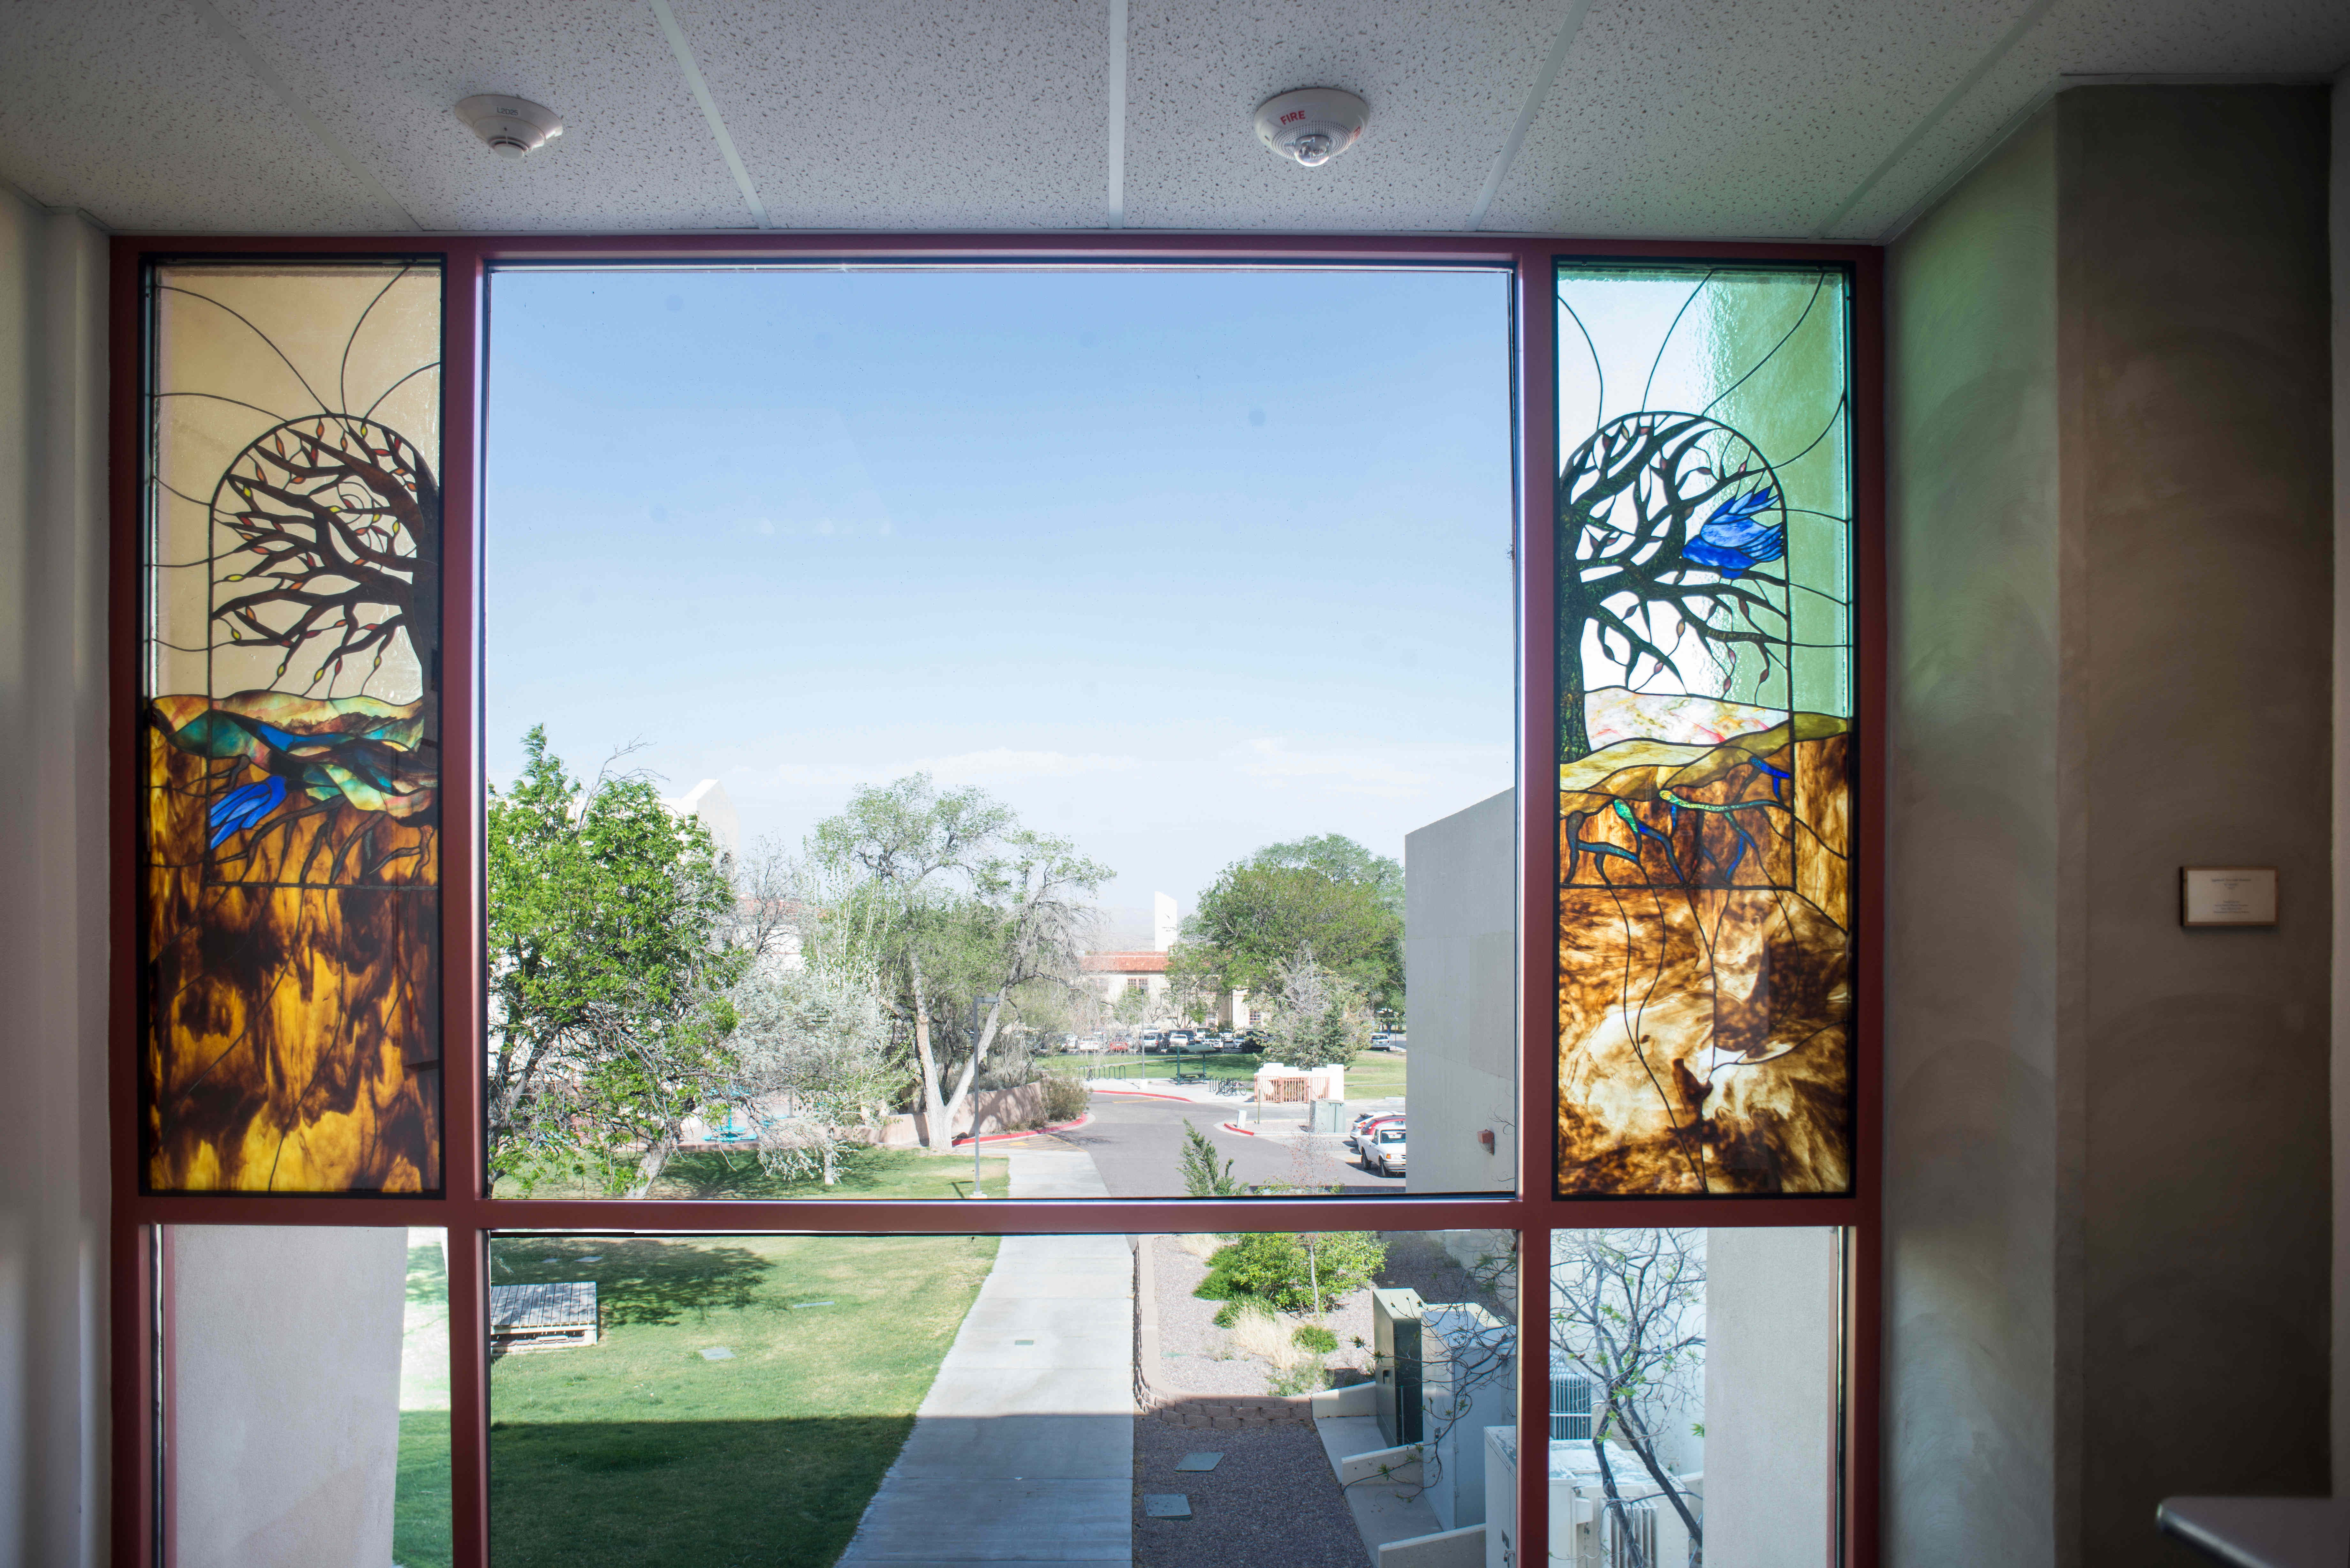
1885;105;2064;1568
0;187;110;1568
1889;83;2335;1567
2059;85;2334;1562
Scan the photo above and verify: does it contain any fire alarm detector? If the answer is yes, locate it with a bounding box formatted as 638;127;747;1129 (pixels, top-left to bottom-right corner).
1253;87;1369;167
455;95;564;159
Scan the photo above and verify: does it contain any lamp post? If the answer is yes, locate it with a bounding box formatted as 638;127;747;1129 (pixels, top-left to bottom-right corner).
969;993;1001;1198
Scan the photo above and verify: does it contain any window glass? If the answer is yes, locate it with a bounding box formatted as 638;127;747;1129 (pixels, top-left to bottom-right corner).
484;1226;1515;1565
1542;1227;1844;1568
481;266;1517;1201
141;261;443;1193
167;1225;449;1568
1553;264;1854;1195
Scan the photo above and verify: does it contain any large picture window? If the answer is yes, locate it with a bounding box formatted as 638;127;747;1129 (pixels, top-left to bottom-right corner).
112;234;1880;1568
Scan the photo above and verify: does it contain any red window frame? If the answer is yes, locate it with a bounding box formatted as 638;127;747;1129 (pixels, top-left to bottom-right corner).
105;229;1884;1568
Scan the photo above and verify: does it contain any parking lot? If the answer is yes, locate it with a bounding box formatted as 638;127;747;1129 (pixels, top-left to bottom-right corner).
1033;1093;1406;1198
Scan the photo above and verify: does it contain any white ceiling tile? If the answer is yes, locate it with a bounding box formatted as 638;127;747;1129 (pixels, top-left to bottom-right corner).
674;0;1111;230
210;0;751;231
1122;0;1574;232
0;0;400;231
1484;0;2040;239
1831;0;2350;239
2;0;2345;237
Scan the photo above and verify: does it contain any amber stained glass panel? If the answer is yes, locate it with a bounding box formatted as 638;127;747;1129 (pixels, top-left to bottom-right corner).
141;262;443;1192
1553;264;1852;1195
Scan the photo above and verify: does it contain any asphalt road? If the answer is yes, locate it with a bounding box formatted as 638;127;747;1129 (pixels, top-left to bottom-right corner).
1039;1093;1406;1199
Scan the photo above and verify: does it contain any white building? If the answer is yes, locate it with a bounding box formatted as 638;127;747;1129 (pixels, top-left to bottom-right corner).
1403;788;1518;1194
661;778;740;863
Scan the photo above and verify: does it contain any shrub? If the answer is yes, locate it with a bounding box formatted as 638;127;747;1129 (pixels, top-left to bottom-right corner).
1038;1074;1089;1123
1193;1230;1386;1316
1179;1122;1243;1197
1292;1323;1338;1354
1267;1362;1329;1397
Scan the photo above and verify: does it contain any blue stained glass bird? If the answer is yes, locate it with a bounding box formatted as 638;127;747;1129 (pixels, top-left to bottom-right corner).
208;775;289;848
1681;488;1784;579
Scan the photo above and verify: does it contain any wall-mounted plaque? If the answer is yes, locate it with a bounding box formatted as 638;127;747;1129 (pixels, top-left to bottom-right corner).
2181;867;2277;928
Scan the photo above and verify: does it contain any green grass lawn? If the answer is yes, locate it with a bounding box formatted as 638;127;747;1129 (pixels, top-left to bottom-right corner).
485;1150;1002;1568
1040;1049;1408;1100
396;1233;452;1568
492;1143;1005;1201
395;1410;451;1568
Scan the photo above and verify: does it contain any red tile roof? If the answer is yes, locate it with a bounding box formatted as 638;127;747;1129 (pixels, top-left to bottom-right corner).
1080;951;1170;974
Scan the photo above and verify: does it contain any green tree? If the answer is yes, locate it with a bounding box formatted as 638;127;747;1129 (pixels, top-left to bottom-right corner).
1248;833;1403;917
486;727;744;1195
1250;948;1372;1069
1170;855;1404;1016
807;774;1108;1150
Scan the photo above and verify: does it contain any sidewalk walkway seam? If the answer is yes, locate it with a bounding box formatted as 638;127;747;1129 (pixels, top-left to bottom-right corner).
837;1148;1132;1565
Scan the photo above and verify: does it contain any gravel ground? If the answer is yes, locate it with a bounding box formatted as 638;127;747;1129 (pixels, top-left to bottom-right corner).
1133;1412;1368;1568
1153;1230;1513;1397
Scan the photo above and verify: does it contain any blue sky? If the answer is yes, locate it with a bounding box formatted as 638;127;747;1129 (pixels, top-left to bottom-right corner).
483;266;1516;911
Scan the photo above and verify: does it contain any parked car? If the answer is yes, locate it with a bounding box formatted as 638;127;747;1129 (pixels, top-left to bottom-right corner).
1361;1124;1407;1176
1370;1032;1407;1052
1347;1111;1404;1150
1165;1030;1194;1052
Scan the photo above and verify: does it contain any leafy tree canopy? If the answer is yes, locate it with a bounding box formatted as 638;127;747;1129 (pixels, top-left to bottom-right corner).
802;773;1109;1148
1171;848;1404;1014
1247;833;1403;916
486;726;744;1194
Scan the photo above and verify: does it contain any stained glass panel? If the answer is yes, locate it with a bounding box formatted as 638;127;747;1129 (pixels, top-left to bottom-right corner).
141;261;443;1192
1552;263;1853;1195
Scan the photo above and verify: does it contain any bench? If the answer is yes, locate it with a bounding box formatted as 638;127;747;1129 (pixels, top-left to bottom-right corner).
490;1280;598;1352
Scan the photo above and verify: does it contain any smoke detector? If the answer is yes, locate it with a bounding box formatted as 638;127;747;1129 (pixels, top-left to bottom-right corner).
1253;87;1369;168
454;95;564;159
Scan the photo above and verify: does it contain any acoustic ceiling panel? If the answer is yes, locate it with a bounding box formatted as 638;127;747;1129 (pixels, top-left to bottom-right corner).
1;0;2345;238
0;0;403;232
1483;0;2037;239
1823;0;2350;238
209;0;750;231
675;0;1111;231
1121;0;1573;232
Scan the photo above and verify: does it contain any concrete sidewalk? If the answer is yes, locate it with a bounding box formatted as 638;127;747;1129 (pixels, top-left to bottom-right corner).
838;1149;1132;1566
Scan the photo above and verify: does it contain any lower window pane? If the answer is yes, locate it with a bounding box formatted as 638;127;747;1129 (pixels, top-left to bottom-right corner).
484;1225;1522;1566
166;1225;449;1568
1541;1227;1844;1568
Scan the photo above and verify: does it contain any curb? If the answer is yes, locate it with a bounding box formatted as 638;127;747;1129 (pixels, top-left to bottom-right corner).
1087;1087;1195;1104
1219;1121;1260;1136
950;1112;1092;1147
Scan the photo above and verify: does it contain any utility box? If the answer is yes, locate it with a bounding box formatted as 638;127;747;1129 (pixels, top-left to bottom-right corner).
1309;1098;1349;1135
1372;1286;1425;1447
1421;1302;1514;1531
